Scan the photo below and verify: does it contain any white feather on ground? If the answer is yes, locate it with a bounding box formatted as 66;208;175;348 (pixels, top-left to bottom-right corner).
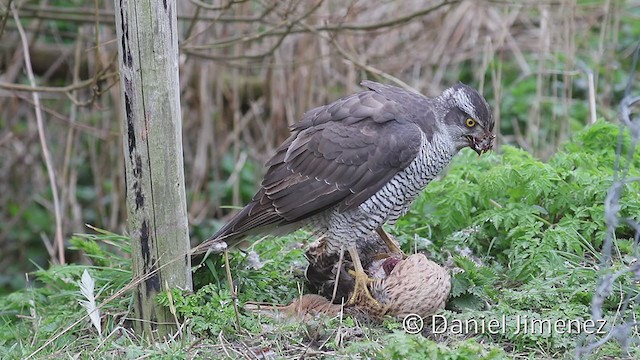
78;269;102;337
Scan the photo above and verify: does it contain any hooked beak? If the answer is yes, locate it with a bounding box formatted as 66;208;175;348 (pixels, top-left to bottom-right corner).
467;133;495;156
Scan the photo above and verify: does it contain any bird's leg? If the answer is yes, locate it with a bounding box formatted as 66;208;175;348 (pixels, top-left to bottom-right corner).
376;227;404;255
346;246;380;307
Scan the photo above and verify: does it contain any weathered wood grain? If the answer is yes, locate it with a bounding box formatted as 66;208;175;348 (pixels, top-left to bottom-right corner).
113;0;192;339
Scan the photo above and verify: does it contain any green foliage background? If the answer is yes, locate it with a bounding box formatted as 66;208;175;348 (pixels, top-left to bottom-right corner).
2;122;638;359
1;0;640;358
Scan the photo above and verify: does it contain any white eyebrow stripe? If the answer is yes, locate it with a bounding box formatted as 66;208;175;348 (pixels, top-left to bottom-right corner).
452;88;478;120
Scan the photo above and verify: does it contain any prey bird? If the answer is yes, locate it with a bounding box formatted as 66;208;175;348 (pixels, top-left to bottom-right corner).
196;80;493;306
245;253;451;322
304;232;450;319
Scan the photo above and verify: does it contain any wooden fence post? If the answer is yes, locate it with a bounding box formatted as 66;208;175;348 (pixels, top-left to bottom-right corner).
113;0;192;339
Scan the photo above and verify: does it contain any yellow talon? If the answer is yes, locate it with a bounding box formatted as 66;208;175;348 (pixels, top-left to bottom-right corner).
376;227;405;256
346;246;381;307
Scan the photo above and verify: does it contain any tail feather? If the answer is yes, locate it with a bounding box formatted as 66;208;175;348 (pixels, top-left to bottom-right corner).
192;200;287;261
213;201;285;242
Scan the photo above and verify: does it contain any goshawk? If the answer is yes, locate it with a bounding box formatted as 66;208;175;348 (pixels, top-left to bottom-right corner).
197;80;494;304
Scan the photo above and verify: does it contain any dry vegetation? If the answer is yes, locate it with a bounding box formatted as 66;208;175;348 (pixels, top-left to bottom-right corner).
1;0;630;270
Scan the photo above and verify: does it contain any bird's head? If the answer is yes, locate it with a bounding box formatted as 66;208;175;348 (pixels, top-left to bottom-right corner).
437;83;495;155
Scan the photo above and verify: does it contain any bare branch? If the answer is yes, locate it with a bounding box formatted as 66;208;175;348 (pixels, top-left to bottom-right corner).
297;20;418;93
17;4;272;24
0;0;13;40
183;0;457;49
189;0;249;11
313;0;458;32
185;0;323;60
0;71;118;94
11;4;65;265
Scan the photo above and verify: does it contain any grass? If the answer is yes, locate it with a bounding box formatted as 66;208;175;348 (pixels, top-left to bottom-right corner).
1;121;639;359
1;1;639;358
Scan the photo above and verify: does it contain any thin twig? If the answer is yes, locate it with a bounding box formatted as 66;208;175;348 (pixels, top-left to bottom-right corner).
11;4;65;265
224;250;242;332
218;331;232;358
330;245;345;304
11;92;112;139
300;20;418;93
184;0;459;49
186;0;322;61
17;4;268;23
60;26;83;236
164;280;183;340
576;60;598;124
0;0;13;39
189;0;248;11
0;71;117;93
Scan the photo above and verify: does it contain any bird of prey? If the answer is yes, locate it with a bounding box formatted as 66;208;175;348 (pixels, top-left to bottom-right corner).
197;80;493;306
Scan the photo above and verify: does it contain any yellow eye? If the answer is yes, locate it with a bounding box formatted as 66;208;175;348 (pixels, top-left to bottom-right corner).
465;118;476;127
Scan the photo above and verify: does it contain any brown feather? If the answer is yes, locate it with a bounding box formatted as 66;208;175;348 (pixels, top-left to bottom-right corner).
201;81;428;248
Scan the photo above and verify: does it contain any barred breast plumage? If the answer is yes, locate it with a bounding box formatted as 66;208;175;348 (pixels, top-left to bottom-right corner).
195;80;494;260
312;132;454;254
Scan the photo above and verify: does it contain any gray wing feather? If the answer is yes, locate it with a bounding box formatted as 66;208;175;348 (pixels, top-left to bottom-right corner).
265;87;424;217
206;83;425;244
